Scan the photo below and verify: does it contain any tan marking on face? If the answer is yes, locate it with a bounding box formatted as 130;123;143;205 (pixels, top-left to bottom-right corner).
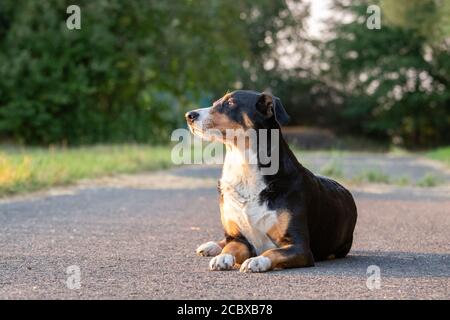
267;212;291;245
242;113;253;128
221;92;232;101
222;241;251;265
206;93;244;136
213;92;232;106
209;109;242;132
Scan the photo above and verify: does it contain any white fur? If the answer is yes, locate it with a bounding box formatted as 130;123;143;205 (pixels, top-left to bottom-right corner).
240;256;272;273
209;253;235;271
187;107;225;141
194;107;212;129
196;241;222;257
220;146;278;255
187;107;211;136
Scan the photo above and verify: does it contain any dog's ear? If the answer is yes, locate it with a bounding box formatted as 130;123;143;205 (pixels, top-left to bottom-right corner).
273;96;290;125
256;93;290;125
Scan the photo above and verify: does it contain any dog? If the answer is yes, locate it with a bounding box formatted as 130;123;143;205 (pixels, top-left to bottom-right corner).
185;90;357;272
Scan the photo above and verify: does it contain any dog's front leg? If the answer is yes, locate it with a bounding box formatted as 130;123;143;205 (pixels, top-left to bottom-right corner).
196;239;226;257
209;240;253;271
240;244;314;273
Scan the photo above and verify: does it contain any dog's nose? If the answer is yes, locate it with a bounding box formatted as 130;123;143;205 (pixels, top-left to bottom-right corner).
185;111;199;122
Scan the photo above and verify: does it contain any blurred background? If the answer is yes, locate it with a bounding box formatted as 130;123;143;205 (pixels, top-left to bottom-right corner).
0;0;449;195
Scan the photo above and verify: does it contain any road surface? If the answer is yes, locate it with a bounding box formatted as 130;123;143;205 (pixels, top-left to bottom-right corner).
0;153;449;299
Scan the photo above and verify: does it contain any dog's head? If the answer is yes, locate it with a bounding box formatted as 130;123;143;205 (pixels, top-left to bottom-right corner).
185;90;289;143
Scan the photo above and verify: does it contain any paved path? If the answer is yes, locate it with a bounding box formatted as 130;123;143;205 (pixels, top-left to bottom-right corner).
0;154;449;299
300;152;450;183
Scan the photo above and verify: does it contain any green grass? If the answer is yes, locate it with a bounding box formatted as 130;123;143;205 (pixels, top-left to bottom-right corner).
0;145;173;196
319;156;344;178
2;144;448;197
350;170;441;187
426;146;450;167
353;169;391;184
393;175;411;186
416;173;440;187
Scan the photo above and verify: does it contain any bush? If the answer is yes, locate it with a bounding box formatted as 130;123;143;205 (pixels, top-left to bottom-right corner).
323;0;450;147
0;1;300;145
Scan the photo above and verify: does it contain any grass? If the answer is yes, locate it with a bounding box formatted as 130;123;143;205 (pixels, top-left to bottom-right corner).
393;175;411;186
0;144;173;196
416;173;440;187
353;169;391;184
426;146;450;167
1;143;448;197
319;155;344;178
296;146;449;187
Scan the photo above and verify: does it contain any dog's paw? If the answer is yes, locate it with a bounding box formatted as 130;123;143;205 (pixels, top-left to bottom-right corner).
239;256;271;273
209;254;235;271
196;241;222;257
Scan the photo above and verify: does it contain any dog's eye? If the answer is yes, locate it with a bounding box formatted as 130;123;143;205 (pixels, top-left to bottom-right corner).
223;100;236;109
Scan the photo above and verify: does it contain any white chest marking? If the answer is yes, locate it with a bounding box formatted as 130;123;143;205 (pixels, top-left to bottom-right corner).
220;147;278;255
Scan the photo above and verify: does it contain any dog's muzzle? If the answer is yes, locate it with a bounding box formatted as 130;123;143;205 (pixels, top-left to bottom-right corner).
185;111;199;124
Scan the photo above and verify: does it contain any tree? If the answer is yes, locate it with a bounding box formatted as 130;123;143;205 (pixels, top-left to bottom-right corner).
0;0;308;145
321;0;450;146
381;0;450;44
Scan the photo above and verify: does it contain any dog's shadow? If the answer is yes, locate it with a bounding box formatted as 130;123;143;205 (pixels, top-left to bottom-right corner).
271;250;450;278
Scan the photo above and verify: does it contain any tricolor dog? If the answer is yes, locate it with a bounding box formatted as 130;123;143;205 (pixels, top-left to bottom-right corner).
185;90;357;272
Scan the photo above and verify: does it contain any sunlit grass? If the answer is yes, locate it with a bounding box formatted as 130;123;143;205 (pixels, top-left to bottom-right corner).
0;145;173;196
294;149;445;187
1;144;448;197
426;146;450;167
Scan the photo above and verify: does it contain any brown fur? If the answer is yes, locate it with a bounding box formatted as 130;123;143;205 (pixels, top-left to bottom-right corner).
242;113;253;129
210;110;241;132
222;241;251;265
262;245;312;269
223;219;241;239
266;212;291;245
219;192;241;238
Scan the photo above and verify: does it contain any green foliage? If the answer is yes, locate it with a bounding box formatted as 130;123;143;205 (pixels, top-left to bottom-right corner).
0;0;302;145
416;173;440;187
323;0;450;147
1;0;449;148
393;175;410;186
354;169;391;184
381;0;450;43
426;146;450;166
319;156;344;178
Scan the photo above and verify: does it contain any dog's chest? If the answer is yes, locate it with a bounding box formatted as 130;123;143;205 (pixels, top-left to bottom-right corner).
222;194;278;254
220;154;278;254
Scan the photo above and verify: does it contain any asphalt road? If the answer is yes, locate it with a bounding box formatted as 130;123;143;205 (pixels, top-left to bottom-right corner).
0;154;449;299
